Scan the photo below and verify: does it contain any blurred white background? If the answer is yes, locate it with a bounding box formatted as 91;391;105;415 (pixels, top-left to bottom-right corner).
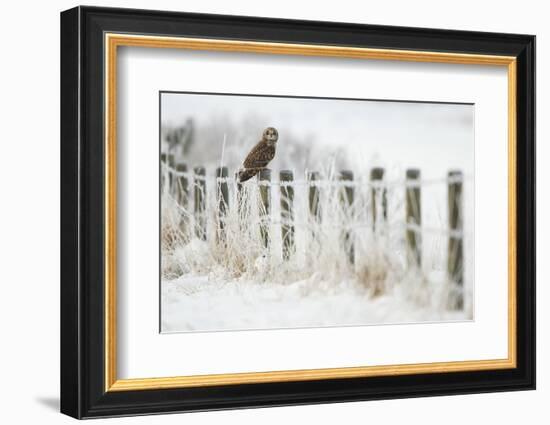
162;92;474;178
0;1;544;424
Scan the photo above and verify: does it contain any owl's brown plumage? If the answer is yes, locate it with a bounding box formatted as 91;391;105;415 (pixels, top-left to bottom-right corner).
237;127;278;183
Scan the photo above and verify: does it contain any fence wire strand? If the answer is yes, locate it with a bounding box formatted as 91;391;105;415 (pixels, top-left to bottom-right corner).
161;161;467;239
161;162;469;188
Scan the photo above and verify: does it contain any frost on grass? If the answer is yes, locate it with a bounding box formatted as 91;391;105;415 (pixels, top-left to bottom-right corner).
160;164;472;332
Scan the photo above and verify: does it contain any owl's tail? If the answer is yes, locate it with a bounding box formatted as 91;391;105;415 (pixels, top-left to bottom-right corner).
237;168;259;183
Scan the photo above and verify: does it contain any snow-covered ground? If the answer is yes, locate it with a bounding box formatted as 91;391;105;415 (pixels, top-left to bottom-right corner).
161;273;471;333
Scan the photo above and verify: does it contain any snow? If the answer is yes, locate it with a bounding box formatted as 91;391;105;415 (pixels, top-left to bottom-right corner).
161;273;470;333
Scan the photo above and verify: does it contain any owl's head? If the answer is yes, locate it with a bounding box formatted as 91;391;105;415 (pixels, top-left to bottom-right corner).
263;127;278;145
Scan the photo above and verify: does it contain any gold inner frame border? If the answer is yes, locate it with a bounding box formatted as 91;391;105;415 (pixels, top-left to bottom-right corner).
104;33;517;392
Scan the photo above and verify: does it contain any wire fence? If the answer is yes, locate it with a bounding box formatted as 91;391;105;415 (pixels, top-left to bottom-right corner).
161;155;467;310
161;162;465;188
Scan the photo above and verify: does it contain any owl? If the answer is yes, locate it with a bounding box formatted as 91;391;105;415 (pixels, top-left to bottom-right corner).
237;127;278;183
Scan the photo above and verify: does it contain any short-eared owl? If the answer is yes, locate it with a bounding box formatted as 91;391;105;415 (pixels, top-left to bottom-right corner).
237;127;278;183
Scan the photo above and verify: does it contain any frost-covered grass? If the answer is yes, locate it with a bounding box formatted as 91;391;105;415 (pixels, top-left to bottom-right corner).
160;162;471;333
162;273;470;332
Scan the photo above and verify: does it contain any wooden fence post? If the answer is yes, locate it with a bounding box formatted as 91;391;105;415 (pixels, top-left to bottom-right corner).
448;170;464;310
167;153;175;194
258;169;271;248
236;177;246;233
308;171;321;221
280;170;295;260
176;161;189;234
339;170;355;265
370;167;387;233
307;171;321;266
175;162;189;207
194;166;206;240
160;153;167;192
406;169;421;268
216;166;229;240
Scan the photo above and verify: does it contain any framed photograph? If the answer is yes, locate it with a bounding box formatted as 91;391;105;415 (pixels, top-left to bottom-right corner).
60;6;535;419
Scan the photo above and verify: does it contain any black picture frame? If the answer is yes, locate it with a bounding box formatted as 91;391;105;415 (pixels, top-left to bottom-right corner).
61;5;535;419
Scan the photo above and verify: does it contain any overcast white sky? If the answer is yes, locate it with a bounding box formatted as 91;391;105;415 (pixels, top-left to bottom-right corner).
161;92;474;181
